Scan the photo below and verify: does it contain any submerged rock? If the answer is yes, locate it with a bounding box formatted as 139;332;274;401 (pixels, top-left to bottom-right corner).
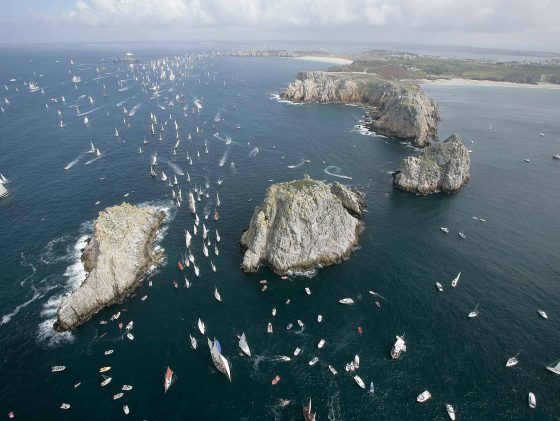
281;71;439;147
393;134;470;194
54;203;165;332
240;176;365;275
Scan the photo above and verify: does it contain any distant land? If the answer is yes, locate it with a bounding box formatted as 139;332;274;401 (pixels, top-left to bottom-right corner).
230;48;560;86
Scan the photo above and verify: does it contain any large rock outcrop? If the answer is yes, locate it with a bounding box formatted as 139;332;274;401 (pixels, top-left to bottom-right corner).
393;134;470;194
281;71;440;147
54;203;165;331
240;176;365;275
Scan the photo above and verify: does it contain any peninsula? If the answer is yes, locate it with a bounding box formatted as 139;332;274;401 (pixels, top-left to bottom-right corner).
281;71;439;147
54;203;165;332
240;176;365;275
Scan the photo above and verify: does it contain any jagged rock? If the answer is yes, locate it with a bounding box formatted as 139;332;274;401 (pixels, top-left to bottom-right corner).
240;176;365;275
281;71;439;147
393;134;470;194
54;203;165;331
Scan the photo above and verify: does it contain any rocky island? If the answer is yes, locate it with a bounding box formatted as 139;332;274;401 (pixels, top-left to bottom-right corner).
393;134;470;194
54;203;165;332
281;71;440;147
240;176;365;275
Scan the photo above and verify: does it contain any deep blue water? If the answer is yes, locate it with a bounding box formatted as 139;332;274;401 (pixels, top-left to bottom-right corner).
0;49;559;420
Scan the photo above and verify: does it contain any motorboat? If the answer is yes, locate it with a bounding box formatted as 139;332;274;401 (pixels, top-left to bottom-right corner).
317;339;325;349
417;390;432;403
446;404;456;420
272;375;281;385
468;304;480;318
267;322;273;333
436;282;443;292
353;375;365;389
440;227;449;233
339;298;354;305
305;287;311;295
506;351;520;367
308;357;318;366
328;365;338;375
538;309;548;319
528;392;536;408
51;366;66;372
391;335;407;359
294;347;301;356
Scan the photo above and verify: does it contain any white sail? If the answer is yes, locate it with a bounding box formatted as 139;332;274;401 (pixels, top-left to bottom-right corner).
214;287;222;302
151;154;157;166
188;191;196;214
161;171;167;181
239;332;251;357
202;223;208;239
95;148;101;157
215;230;221;243
203;243;209;258
197;318;205;335
216;192;221;207
207;338;232;382
185;229;192;248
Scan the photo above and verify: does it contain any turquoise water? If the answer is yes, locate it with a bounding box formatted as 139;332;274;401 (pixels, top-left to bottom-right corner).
0;49;559;420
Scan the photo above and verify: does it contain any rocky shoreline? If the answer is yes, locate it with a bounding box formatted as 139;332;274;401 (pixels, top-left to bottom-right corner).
240;176;365;275
54;203;165;332
393;134;470;194
281;71;440;147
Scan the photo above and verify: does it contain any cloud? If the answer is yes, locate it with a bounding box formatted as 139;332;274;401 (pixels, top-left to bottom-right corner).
4;0;560;50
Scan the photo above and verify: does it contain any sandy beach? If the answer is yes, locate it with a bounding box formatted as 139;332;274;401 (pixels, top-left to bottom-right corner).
419;78;560;90
292;56;353;65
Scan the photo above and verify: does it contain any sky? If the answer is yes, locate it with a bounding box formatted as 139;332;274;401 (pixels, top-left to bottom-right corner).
1;0;559;52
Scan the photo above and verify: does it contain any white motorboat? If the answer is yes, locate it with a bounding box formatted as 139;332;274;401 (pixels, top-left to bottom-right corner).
506;351;521;367
294;347;301;356
214;287;222;302
317;314;322;323
126;332;134;340
391;335;407;359
51;366;66;372
305;287;311;295
286;323;293;330
123;405;130;415
538;309;548;319
440;227;449;233
267;322;273;334
528;392;536;408
122;385;133;391
446;404;456;420
99;366;111;373
436;282;443;292
339;298;354;305
545;358;560;375
417;390;432;403
353;375;365;389
104;350;114;356
317;339;325;349
100;376;112;387
308;357;318;366
60;403;70;410
468;304;480;318
328;365;338;375
458;232;466;239
113;393;123;400
451;272;461;287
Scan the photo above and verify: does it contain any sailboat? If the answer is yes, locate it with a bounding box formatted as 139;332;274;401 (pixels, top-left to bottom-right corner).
303;399;316;421
181;332;194;353
446;404;456;420
203;243;209;257
197;318;205;335
151;154;157;166
188;191;196;214
214;287;222;302
207;338;232;382
164;366;176;393
185;229;192;248
84;116;89;125
468;304;480;318
546;358;560;375
451;272;461;287
202;223;209;239
216;192;221;207
89;142;96;154
150;166;157;177
173;175;178;186
211;261;216;272
95;148;101;157
161;171;167;182
115;128;119;137
238;332;251;357
215;230;221;243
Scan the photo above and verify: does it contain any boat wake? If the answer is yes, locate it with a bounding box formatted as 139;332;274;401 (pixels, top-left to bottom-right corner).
85;155;103;165
249;147;259;158
1;287;42;325
19;252;37;286
287;158;306;169
76;105;103;116
324;166;353;180
128;102;143;116
161;159;184;176
219;150;229;167
65;152;87;170
116;97;131;107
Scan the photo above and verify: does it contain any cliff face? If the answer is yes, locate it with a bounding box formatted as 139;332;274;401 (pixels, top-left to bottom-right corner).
281;71;439;147
393;134;470;194
54;203;165;331
240;176;365;275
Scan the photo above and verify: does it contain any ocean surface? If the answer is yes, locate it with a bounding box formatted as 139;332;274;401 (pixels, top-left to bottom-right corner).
0;49;559;420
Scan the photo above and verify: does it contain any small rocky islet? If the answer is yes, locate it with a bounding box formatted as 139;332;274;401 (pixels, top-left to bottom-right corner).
240;176;365;275
54;203;165;332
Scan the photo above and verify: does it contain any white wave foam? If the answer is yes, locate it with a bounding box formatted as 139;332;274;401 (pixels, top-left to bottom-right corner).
287;158;305;169
39;235;72;265
76;105;103;116
19;252;37;286
116;97;131;106
270;93;302;106
84;155;102;165
324;165;353;180
37;317;75;348
161;159;184;176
